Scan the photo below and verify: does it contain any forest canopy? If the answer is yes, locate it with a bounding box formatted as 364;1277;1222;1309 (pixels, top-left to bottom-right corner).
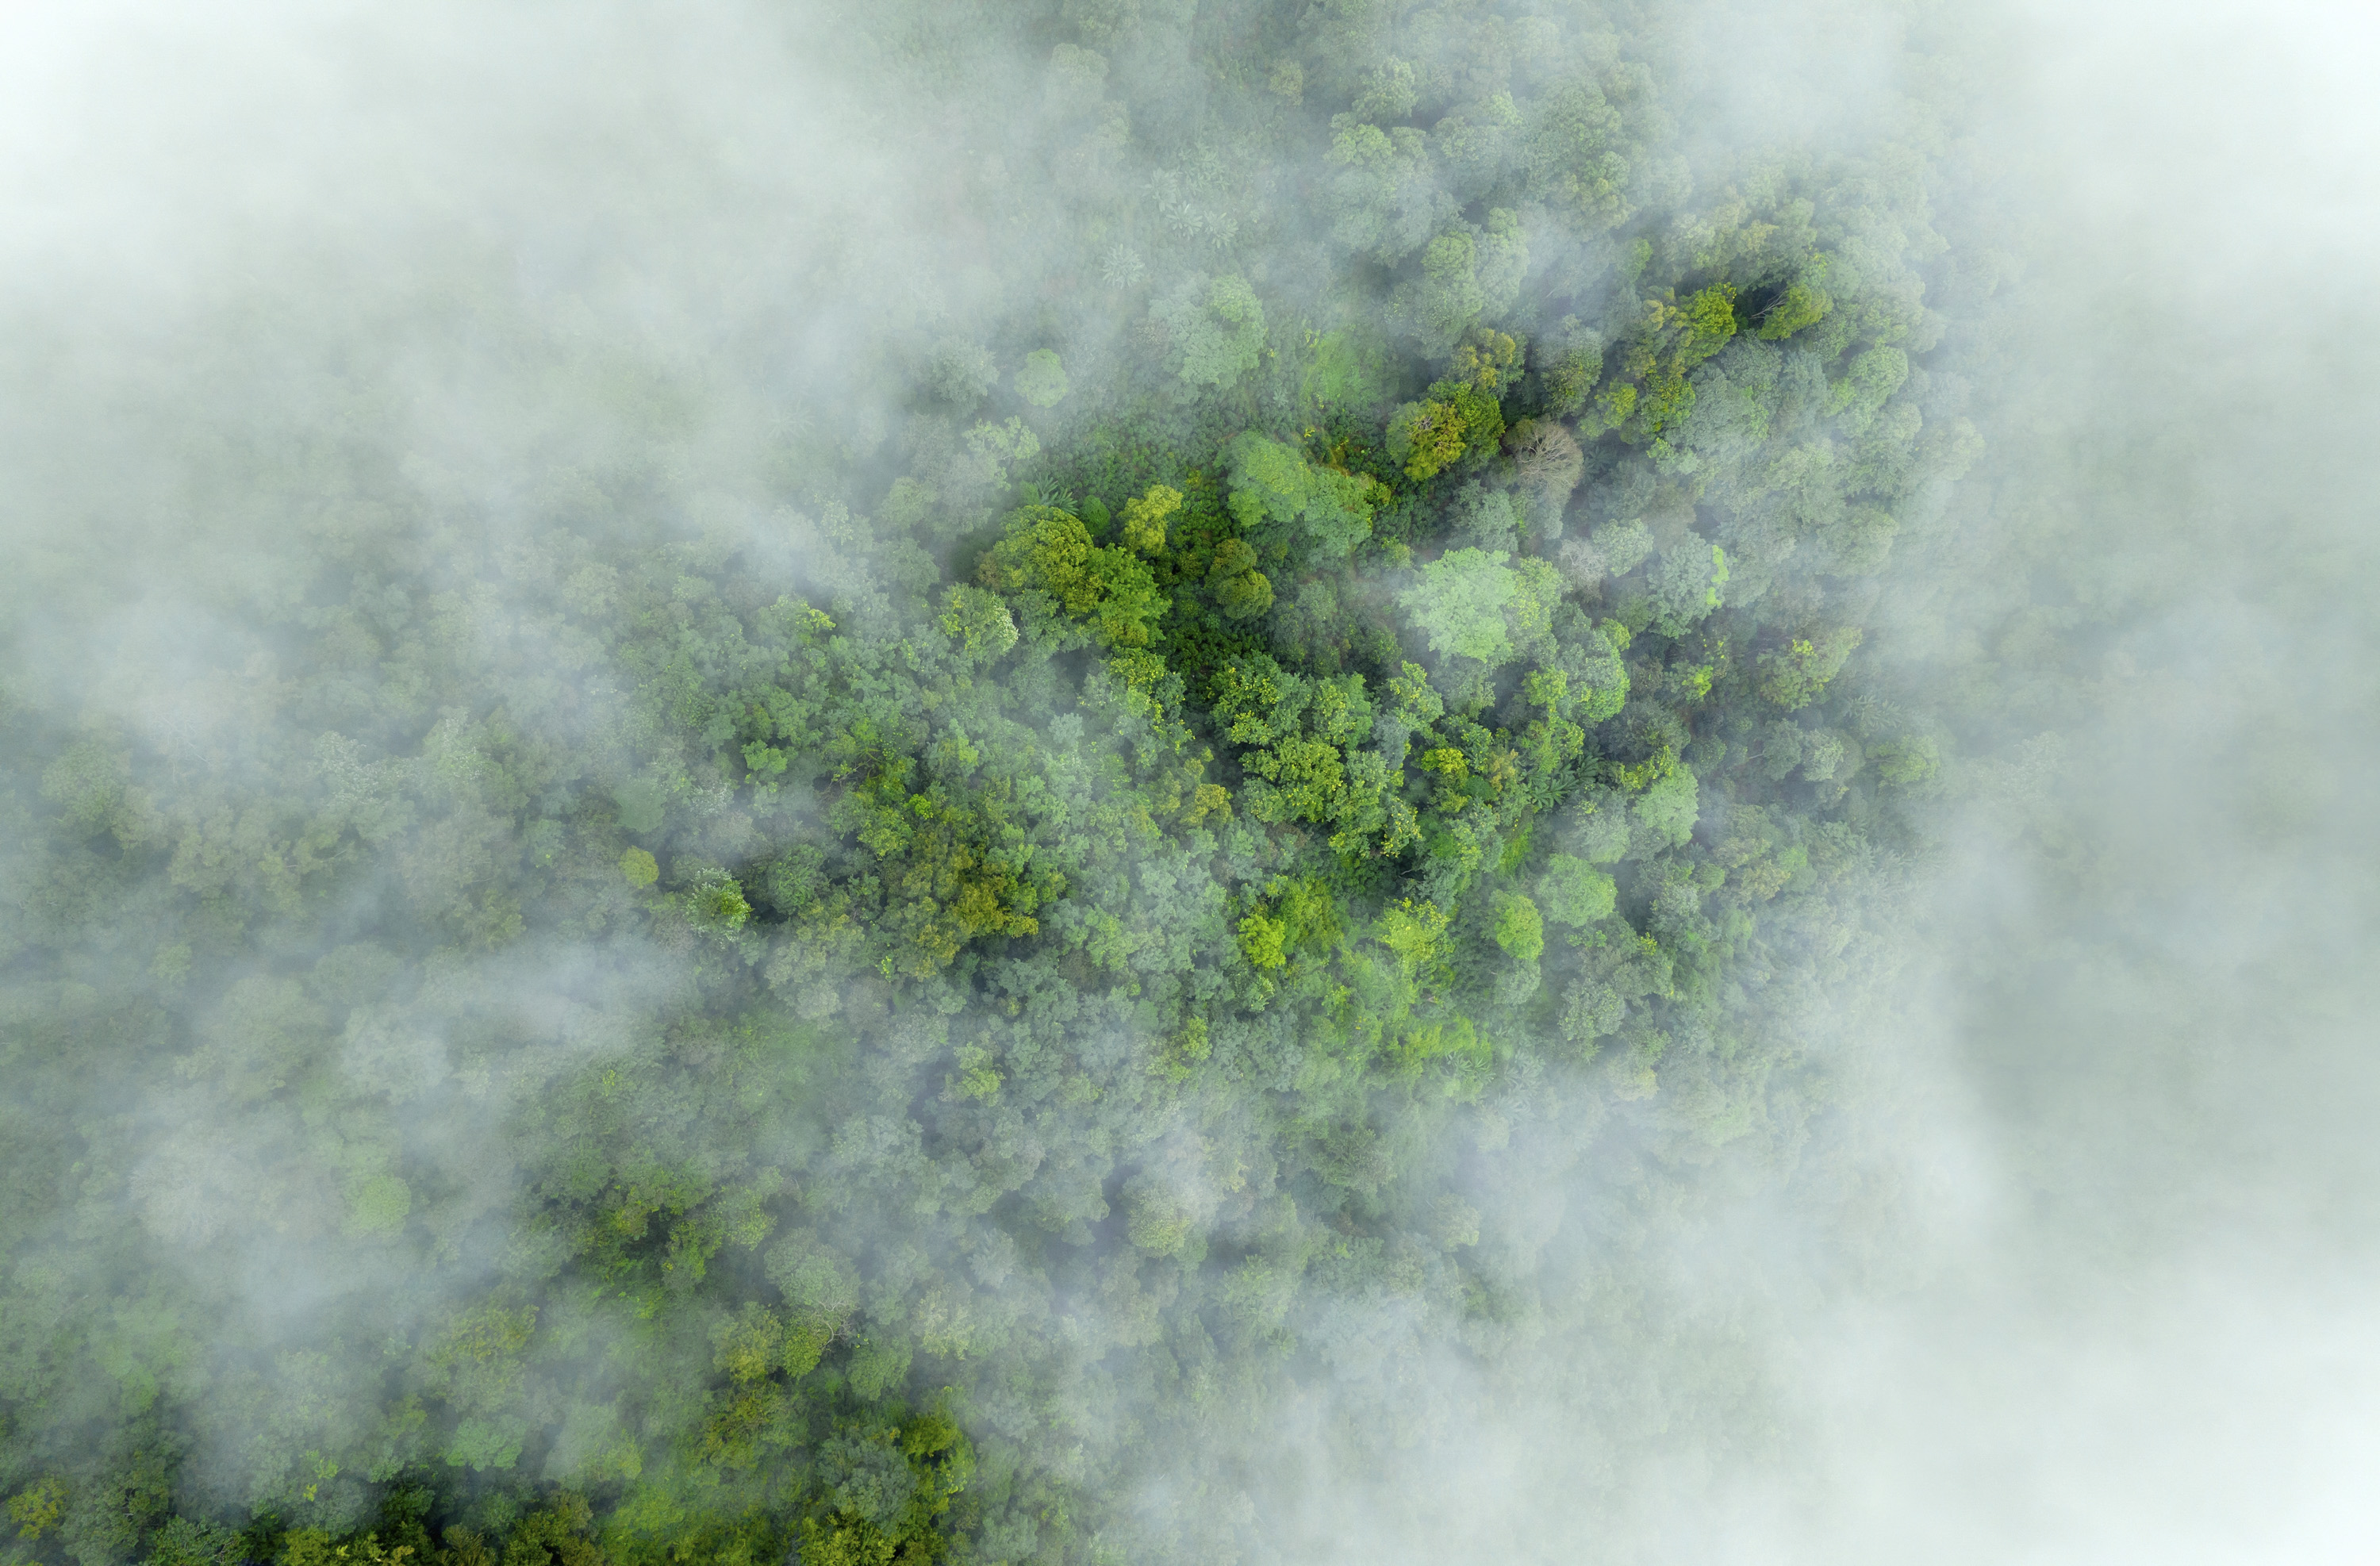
0;0;2203;1564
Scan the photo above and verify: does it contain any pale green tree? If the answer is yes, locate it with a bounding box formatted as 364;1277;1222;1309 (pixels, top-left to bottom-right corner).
1399;548;1518;665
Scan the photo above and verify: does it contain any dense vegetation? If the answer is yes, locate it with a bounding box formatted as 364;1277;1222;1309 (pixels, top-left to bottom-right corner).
2;2;2007;1563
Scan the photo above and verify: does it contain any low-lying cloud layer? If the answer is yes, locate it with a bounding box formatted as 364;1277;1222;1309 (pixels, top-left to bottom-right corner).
2;1;2374;1562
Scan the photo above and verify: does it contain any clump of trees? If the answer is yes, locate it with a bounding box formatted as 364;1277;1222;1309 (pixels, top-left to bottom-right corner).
0;2;1987;1564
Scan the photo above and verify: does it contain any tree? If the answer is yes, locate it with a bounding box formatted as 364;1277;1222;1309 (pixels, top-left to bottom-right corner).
6;1479;66;1542
799;1411;973;1566
1400;214;1526;354
938;584;1019;663
1756;626;1864;709
1525;77;1633;227
1492;893;1544;962
1323;115;1444;261
979;506;1165;649
1375;898;1450;975
1301;326;1391;411
678;868;752;935
1538;854;1617;926
1156;273;1267;391
1536;317;1604;416
1758;258;1833;340
1119;484;1181;553
1603;285;1743;442
1648;543;1729;635
1225;434;1375;558
1207;538;1275;620
1632;762;1700;846
1387;397;1470;480
145;1516;246;1566
1399;548;1517;665
1238;908;1288;970
1210;655;1391;844
1014;349;1069;407
1504;417;1584;533
962;416;1041;488
1449;328;1522;394
1411;230;1484;351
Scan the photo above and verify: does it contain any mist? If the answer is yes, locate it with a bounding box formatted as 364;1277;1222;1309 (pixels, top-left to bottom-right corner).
2;2;2374;1564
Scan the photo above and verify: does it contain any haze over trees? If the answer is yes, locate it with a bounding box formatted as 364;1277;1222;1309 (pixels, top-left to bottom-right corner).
6;1;2374;1564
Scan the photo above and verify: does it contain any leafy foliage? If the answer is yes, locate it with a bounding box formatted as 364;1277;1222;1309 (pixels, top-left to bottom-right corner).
0;2;2002;1564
